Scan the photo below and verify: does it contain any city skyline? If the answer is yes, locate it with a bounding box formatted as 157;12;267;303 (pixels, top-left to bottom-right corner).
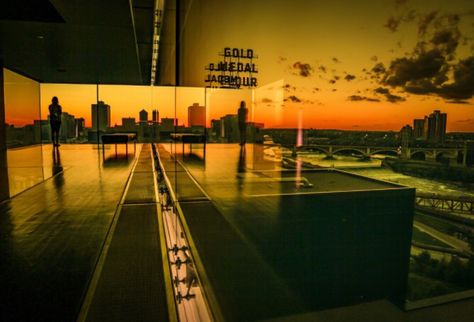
2;81;471;132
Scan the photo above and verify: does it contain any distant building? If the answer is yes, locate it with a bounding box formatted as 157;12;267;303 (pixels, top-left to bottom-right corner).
152;109;159;123
246;122;264;143
60;112;76;140
139;109;148;125
429;110;447;143
210;119;221;138
188;103;206;127
399;124;413;148
220;114;239;143
91;101;110;131
122;117;136;131
75;118;85;137
413;119;424;139
161;117;177;132
34;120;50;143
412;110;447;144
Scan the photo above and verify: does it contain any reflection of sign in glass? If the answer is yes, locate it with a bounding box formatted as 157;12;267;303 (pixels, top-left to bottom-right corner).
205;47;258;89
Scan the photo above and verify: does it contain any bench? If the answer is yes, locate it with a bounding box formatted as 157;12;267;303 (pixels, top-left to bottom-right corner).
170;133;206;156
101;133;137;157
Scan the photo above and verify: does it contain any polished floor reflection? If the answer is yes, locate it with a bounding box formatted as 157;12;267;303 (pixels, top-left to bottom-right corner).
7;145;45;197
0;144;138;322
159;143;414;321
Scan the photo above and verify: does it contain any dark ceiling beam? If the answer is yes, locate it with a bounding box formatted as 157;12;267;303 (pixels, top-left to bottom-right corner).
0;0;144;84
131;0;155;85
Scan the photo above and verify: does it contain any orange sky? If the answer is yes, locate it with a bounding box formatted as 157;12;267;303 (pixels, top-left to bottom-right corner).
3;0;474;132
3;76;473;131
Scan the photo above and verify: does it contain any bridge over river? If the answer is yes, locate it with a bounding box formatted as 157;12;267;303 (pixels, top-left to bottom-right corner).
286;144;468;166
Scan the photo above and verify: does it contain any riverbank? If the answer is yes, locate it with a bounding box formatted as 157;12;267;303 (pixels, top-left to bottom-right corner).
383;159;474;184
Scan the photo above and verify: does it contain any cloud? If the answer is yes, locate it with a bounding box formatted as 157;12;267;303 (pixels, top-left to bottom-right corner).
261;98;273;103
383;49;446;87
286;95;301;103
418;11;438;36
374;87;390;94
372;62;386;75
385;93;406;103
385;16;401;32
277;56;287;63
332;57;340;63
329;79;336;84
371;56;378;62
347;95;380;102
395;0;409;7
430;28;461;59
344;74;356;81
292;62;313;77
318;65;327;73
455;119;474;123
439;56;474;100
447;100;470;104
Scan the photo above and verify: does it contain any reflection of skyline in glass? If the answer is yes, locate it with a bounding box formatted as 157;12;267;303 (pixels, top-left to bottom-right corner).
32;83;474;132
2;67;472;132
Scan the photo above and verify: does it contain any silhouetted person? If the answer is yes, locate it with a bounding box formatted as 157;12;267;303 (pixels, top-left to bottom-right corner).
49;96;62;147
238;101;248;145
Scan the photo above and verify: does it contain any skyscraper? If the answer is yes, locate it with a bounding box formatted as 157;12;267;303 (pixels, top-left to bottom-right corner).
430;110;447;143
122;117;136;131
60;112;76;140
413;119;424;139
139;109;148;125
413;110;447;144
91;101;110;132
187;103;206;127
152;109;159;123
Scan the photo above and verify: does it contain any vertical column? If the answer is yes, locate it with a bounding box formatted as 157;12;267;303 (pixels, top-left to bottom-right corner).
0;62;10;201
463;142;467;167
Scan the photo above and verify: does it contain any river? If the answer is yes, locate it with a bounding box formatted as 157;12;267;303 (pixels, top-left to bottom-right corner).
296;152;474;198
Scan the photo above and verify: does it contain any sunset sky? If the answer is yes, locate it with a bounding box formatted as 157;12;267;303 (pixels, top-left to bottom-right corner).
4;0;474;131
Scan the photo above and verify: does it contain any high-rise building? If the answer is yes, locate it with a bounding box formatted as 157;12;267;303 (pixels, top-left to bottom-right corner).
152;109;159;123
139;109;148;125
220;114;239;143
246;122;264;143
413;110;447;144
122;117;136;131
413;119;424;139
91;101;110;131
399;124;413;147
160;117;177;132
430;110;447;143
60;112;76;140
187;103;206;127
75;118;85;137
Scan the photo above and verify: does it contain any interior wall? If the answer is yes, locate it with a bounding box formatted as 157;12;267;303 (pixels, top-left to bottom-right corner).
0;61;9;201
3;68;43;197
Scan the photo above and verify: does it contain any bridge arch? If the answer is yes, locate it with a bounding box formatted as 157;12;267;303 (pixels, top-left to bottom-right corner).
332;148;366;156
411;150;426;160
370;149;398;157
298;146;330;155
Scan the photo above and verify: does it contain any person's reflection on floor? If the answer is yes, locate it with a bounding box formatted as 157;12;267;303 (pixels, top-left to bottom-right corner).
238;144;246;173
52;147;64;188
237;145;246;194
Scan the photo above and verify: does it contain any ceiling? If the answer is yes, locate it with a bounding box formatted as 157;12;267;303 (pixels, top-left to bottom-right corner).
0;0;155;85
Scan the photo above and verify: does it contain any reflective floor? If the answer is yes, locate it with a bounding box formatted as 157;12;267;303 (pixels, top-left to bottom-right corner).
0;144;137;322
6;145;45;197
160;144;415;321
